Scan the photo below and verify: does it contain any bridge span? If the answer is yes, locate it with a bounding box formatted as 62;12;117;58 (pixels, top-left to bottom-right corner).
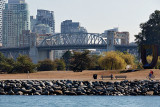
0;33;138;63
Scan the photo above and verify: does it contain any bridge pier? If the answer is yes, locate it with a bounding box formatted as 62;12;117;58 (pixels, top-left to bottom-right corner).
29;47;39;64
38;50;53;61
107;31;115;51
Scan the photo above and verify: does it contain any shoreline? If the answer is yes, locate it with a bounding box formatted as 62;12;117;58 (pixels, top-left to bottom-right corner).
0;80;160;96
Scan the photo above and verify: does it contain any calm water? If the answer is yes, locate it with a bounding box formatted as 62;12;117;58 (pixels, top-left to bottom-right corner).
0;96;160;107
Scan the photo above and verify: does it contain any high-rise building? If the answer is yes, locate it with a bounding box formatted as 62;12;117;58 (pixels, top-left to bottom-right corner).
2;0;30;47
36;9;55;34
34;24;52;35
103;27;118;38
0;0;5;44
61;20;87;33
30;16;36;32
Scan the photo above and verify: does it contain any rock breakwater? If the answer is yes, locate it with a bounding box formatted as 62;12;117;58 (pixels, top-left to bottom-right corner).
0;80;160;95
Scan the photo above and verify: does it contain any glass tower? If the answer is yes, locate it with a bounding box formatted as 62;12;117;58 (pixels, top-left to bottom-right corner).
2;0;30;47
36;9;55;34
0;0;5;44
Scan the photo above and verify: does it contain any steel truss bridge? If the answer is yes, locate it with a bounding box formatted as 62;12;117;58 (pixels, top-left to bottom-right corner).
37;33;107;50
0;33;138;63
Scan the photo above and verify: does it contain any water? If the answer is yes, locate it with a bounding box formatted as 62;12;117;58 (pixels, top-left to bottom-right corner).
0;96;160;107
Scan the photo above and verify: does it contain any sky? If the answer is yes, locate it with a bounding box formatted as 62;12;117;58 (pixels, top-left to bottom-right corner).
25;0;160;42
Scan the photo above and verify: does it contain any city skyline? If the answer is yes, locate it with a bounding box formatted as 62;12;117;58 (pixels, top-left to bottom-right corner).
26;0;160;42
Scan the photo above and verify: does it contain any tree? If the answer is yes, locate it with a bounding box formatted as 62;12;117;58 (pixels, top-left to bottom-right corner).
70;50;91;72
12;55;36;73
0;52;6;63
88;55;102;70
37;59;56;71
0;62;13;73
118;52;135;66
135;10;160;55
0;53;14;73
55;59;66;71
62;50;72;70
98;51;126;70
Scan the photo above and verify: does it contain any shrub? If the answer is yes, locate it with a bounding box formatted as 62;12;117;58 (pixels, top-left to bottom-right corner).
12;55;36;73
55;59;66;71
0;54;14;73
0;62;13;73
37;59;56;71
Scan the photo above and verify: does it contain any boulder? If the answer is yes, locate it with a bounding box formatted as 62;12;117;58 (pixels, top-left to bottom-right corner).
16;91;23;95
53;90;63;95
64;91;76;95
106;87;115;92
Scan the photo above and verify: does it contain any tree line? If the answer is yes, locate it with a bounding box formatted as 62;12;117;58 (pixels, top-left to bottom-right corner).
0;50;152;73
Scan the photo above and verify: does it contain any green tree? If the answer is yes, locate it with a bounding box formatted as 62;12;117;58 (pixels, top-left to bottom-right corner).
55;59;66;71
0;62;13;73
88;55;102;70
62;50;72;70
70;50;91;72
37;59;56;71
0;53;14;73
0;52;6;63
12;55;36;73
135;10;160;55
98;51;126;70
119;52;135;66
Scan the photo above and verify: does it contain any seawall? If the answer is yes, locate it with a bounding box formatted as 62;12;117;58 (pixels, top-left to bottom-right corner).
0;80;159;95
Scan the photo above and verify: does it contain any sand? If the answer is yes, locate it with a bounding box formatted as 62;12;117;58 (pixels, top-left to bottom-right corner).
0;69;160;81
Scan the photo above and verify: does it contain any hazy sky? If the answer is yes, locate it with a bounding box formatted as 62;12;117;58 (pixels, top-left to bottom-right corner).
26;0;160;42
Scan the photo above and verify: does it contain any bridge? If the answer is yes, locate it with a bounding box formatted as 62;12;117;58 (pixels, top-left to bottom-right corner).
0;33;138;63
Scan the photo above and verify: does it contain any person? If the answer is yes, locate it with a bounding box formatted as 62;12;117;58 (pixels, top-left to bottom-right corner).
148;70;154;79
149;72;152;79
150;70;154;75
111;74;113;80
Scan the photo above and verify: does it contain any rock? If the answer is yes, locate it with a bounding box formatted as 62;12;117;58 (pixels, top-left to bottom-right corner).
53;86;62;90
64;91;76;95
13;88;21;93
16;83;22;88
8;90;15;95
34;92;41;95
35;86;42;90
1;80;160;96
76;91;86;95
57;81;64;86
16;91;23;95
53;90;63;95
45;82;53;86
40;82;45;87
0;88;5;95
146;91;154;95
106;87;115;92
42;91;50;95
66;80;73;84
